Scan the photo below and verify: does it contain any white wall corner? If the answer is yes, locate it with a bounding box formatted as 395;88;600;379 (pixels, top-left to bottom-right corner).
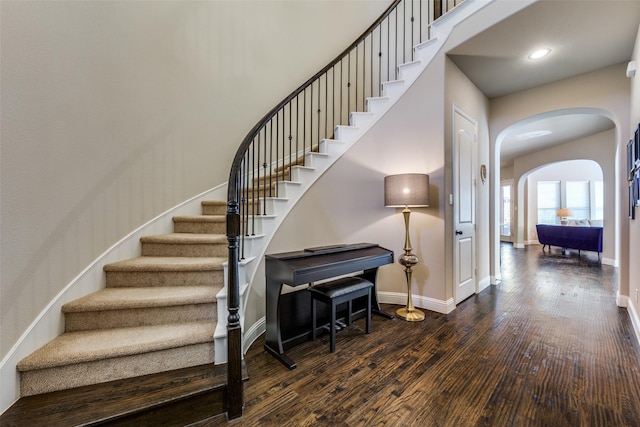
627;61;636;78
0;358;20;416
617;292;628;308
478;276;491;293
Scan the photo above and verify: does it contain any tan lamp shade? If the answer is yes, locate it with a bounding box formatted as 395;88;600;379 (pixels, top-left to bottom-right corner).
384;174;430;207
556;208;573;218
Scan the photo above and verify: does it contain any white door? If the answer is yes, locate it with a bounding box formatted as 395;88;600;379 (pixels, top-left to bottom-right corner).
453;107;477;304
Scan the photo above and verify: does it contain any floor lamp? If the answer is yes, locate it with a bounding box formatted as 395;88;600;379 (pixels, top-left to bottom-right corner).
384;173;430;322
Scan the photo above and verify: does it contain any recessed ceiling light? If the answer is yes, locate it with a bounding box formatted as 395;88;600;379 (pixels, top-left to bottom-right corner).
528;48;551;60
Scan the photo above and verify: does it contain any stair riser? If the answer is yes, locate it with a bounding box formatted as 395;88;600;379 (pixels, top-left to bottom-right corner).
106;271;224;287
173;222;226;234
200;202;227;215
65;304;218;332
20;343;215;396
141;243;227;257
105;386;226;426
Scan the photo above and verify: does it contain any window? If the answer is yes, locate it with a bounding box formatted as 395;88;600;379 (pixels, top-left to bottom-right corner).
536;180;603;224
566;181;590;220
538;181;560;224
501;184;511;236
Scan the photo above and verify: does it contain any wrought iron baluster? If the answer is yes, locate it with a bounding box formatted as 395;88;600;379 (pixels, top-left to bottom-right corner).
296;94;300;166
275;111;280;187
347;53;351;117
316;80;320;146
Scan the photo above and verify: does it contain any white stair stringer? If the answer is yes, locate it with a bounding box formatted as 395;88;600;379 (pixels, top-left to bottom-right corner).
216;0;493;356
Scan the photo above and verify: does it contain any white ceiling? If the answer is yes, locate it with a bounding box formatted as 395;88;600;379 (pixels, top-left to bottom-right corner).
447;0;640;167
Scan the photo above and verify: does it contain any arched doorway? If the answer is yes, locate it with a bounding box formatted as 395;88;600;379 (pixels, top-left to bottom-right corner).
515;160;606;256
491;108;618;281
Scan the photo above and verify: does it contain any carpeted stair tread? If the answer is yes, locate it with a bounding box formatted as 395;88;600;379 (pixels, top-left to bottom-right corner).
140;233;227;244
17;322;216;371
62;286;221;312
104;256;226;272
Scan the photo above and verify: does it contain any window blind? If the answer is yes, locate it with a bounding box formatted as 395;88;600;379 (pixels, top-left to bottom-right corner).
566;181;589;219
593;181;603;220
537;181;560;224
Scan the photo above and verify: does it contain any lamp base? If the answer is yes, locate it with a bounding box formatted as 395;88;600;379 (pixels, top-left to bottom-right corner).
396;307;425;322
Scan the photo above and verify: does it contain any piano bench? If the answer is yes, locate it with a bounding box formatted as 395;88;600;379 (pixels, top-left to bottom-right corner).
308;277;373;353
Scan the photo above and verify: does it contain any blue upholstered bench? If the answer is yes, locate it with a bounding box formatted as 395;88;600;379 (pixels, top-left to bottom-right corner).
307;276;373;353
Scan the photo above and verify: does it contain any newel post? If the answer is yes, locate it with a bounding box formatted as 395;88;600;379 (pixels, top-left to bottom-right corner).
226;198;243;419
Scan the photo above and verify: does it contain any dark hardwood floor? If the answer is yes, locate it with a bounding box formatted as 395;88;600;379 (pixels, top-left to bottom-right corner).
201;243;640;427
2;244;639;426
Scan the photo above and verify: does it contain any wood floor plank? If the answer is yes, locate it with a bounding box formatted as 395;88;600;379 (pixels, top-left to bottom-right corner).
201;244;640;427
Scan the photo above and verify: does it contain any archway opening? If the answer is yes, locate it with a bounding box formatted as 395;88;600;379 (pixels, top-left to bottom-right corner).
518;160;604;247
491;108;617;282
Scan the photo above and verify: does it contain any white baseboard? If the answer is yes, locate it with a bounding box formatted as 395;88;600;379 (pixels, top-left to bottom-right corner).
617;292;640;347
379;291;456;314
243;290;461;354
240;290;457;356
627;300;640;348
243;317;266;356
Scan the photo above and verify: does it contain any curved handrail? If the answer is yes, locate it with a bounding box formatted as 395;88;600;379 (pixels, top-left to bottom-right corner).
225;0;462;419
227;0;402;194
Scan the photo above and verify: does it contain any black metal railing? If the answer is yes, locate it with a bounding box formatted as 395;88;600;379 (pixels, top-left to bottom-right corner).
225;0;462;419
